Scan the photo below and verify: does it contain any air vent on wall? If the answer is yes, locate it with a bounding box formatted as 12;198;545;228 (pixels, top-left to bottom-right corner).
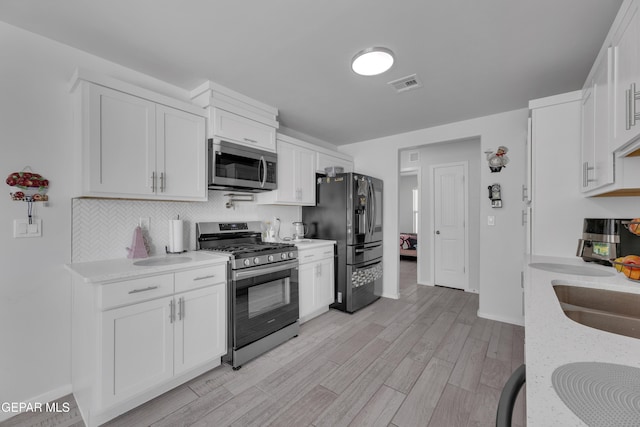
409;151;419;162
387;74;423;93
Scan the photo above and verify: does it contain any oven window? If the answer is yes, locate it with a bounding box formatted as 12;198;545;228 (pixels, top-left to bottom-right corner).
248;278;290;318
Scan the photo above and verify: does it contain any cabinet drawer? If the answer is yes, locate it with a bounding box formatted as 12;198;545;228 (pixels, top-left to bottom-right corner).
213;108;276;152
175;264;226;293
100;274;174;310
298;245;335;265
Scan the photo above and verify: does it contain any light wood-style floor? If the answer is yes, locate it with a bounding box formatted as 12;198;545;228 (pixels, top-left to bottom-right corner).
3;260;525;427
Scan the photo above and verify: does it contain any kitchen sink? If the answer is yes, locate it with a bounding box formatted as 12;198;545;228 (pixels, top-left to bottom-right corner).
133;256;192;266
553;284;640;339
529;262;615;277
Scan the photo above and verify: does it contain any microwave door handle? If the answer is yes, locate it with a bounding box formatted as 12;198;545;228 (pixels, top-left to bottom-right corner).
260;155;266;188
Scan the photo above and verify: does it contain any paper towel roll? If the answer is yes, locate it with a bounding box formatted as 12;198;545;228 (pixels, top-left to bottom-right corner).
168;220;184;253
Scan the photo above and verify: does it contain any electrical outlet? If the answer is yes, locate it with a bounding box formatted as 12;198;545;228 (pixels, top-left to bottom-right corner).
488;216;495;226
139;217;150;230
14;219;42;238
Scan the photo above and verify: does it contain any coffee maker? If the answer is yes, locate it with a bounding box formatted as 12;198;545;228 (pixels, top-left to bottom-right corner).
577;218;640;265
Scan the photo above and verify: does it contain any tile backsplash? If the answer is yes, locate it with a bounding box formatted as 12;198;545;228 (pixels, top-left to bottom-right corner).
71;193;301;262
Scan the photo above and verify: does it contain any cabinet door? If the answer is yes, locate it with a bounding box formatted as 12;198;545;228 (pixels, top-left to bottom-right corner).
297;147;316;204
593;48;614;189
213;108;276;152
276;140;298;203
316;258;335;308
156;105;207;201
174;284;226;375
298;262;316;320
612;2;640;151
101;296;174;407
88;84;156;196
581;86;597;192
316;152;354;174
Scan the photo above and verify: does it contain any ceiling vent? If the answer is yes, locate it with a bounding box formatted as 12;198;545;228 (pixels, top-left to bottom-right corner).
387;74;423;93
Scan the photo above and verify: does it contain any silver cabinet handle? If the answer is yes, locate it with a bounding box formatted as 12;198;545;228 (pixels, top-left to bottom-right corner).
169;299;175;324
160;172;165;192
178;297;184;321
627;87;633;130
151;172;156;192
522;210;527;226
128;285;159;294
582;162;595;187
631;83;640;129
521;185;528;201
193;274;215;281
244;137;258;143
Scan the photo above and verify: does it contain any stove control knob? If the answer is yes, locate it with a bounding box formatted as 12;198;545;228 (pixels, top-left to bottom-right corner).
288;252;295;259
281;253;287;260
268;255;274;262
254;257;260;265
243;259;251;267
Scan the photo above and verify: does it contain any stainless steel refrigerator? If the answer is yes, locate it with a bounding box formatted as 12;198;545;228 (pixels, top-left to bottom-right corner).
302;173;383;313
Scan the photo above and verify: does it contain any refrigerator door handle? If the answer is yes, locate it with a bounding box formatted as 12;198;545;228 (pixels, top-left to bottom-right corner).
367;181;374;240
370;181;376;237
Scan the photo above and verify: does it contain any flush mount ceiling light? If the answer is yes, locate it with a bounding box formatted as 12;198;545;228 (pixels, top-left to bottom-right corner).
351;47;394;76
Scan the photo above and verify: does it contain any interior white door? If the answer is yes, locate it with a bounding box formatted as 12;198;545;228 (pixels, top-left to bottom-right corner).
433;163;467;290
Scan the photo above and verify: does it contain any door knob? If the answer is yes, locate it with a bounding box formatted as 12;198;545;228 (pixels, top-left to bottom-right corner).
435;230;440;235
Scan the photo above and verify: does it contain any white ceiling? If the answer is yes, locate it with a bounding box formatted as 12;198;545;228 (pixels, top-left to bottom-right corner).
0;0;623;145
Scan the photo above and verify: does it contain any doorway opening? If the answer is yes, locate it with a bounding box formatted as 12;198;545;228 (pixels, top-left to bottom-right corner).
398;138;480;293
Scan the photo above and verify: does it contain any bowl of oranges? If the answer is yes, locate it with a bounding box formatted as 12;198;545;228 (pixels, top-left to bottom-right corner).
613;255;640;281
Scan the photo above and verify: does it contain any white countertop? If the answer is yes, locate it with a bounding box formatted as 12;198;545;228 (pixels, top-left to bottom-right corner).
292;239;336;250
525;254;640;426
66;251;230;284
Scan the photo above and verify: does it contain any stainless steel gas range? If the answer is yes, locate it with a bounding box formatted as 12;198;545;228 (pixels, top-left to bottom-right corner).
196;221;299;370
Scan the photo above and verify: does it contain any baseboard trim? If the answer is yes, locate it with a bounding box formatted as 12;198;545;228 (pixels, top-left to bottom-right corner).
0;384;73;422
380;291;399;300
477;310;524;327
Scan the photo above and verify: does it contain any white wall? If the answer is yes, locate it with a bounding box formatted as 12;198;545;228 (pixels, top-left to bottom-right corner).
415;138;481;292
531;94;640;256
398;175;417;233
0;22;301;416
340;108;529;325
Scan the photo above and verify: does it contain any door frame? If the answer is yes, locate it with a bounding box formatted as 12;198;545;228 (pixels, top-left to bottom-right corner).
429;161;469;291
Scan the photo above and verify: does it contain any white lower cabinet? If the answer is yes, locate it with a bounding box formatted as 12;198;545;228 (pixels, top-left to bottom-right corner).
72;263;226;427
174;284;226;375
297;243;335;323
101;296;174;408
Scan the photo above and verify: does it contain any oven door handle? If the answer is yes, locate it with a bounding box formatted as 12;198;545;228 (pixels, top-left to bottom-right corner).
233;260;298;280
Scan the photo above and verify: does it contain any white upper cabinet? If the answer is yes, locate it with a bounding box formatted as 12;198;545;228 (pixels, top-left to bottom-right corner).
87;84;157;197
212;108;276;152
71;69;207;201
316;151;354;174
578;0;640;197
156;105;207;200
258;136;316;205
580;49;614;193
190;80;279;153
612;1;640;151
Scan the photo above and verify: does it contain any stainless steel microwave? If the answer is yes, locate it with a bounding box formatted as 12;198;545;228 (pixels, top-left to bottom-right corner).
208;139;277;192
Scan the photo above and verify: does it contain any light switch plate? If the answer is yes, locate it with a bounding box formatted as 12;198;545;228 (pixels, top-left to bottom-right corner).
139;217;150;230
487;216;495;226
14;218;42;238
